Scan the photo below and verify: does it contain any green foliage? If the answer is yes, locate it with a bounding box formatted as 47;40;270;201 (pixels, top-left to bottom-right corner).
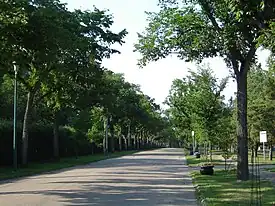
0;0;176;166
134;0;275;69
166;65;232;148
247;61;275;146
136;0;275;181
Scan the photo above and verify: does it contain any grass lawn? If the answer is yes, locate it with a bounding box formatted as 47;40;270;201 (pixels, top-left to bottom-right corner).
185;150;275;167
0;150;137;181
249;153;275;165
186;154;225;167
265;168;275;172
192;169;275;206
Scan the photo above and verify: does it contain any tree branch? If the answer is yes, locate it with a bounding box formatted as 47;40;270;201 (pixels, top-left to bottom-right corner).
198;0;221;30
241;44;257;74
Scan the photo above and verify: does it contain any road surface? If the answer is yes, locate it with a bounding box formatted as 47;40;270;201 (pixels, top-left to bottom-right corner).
0;148;197;206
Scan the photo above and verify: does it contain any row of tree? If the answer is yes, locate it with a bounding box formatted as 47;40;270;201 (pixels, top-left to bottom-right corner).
164;59;275;167
0;0;171;167
247;57;275;160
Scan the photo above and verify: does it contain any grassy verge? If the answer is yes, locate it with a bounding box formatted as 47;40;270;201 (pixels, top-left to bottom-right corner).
248;153;275;165
185;154;225;167
185;151;275;167
0;150;137;181
192;169;275;206
265;168;275;172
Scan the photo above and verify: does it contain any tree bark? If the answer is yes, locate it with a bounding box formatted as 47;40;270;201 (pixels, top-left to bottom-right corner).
104;117;109;154
236;68;249;181
133;134;136;149
269;143;273;161
127;123;131;149
22;91;35;165
137;134;140;150
118;130;122;151
110;123;115;153
53;112;59;159
123;135;127;150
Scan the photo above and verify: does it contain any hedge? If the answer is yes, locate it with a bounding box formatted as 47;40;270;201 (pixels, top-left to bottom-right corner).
0;120;102;166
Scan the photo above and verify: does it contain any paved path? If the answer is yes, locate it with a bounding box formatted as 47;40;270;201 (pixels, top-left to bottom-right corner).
0;148;197;206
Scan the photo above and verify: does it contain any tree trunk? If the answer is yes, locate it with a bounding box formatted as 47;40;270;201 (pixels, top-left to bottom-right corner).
22;91;35;165
110;123;115;153
53;112;59;160
105;117;109;154
133;134;136;149
209;142;213;162
137;135;140;150
103;133;106;154
127;124;131;149
254;142;258;157
236;69;249;181
119;131;122;151
123;135;127;150
269;144;273;161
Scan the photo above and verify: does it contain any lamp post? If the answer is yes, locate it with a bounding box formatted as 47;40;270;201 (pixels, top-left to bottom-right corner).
13;62;18;170
192;131;195;154
104;116;109;155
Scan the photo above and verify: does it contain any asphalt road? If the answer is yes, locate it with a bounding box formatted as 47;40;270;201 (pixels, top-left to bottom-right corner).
0;148;197;206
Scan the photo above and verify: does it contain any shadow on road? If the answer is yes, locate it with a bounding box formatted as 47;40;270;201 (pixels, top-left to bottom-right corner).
0;148;197;206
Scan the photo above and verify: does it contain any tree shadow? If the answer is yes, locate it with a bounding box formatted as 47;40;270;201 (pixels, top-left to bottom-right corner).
0;148;197;206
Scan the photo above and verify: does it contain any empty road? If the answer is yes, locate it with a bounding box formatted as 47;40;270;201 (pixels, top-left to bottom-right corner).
0;148;197;206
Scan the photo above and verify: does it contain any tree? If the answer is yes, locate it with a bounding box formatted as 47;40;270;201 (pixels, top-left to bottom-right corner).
247;64;267;157
166;66;228;157
265;56;275;160
0;0;127;165
134;0;275;180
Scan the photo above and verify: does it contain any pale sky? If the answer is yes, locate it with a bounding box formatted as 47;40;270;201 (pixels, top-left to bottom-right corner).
62;0;270;107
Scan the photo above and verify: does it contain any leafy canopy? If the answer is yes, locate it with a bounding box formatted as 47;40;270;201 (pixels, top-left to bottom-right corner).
135;0;275;75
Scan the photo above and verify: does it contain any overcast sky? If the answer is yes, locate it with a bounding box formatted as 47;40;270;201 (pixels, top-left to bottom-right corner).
62;0;270;107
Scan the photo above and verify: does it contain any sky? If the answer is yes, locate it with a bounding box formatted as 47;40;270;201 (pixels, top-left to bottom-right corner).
62;0;270;107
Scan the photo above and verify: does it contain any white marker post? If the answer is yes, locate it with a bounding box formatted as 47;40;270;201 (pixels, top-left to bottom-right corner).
260;131;267;160
192;131;195;154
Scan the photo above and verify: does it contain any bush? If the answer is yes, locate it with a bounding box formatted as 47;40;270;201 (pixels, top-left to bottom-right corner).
0;120;101;166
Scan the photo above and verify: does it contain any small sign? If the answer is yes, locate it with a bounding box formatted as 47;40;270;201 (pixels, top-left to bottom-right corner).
192;131;194;136
260;131;267;143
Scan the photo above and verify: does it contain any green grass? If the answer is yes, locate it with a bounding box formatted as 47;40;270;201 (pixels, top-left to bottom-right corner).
185;151;275;167
192;169;275;206
265;168;275;173
248;153;275;165
0;150;137;181
186;154;225;167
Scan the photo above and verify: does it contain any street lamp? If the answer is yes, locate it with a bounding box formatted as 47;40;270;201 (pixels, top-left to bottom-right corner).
192;131;195;154
13;62;18;170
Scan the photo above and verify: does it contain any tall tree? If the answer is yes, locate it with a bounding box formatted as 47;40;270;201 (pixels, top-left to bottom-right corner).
134;0;275;180
166;66;228;153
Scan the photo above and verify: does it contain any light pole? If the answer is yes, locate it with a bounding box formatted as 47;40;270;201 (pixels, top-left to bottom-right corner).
192;131;195;154
104;116;109;155
13;62;18;170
